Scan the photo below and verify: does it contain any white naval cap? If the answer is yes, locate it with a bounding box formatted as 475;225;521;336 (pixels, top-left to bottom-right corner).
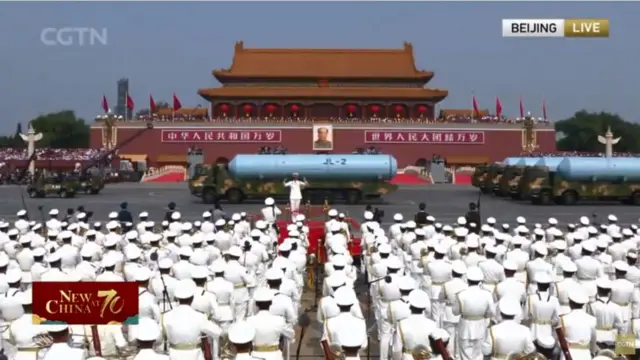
191;266;208;280
232;213;241;221
32;247;46;257
46;324;69;332
253;287;274;302
80;247;95;258
171;212;181;220
561;261;577;273
407;289;429;309
158;258;173;269
214;219;226;227
552;240;567;250
17;289;32;305
209;260;226;274
596;277;612;289
486;217;496;224
456;217;466;225
17;209;27;217
279;242;292;252
265;267;284;281
49;209;59;216
430;328;449;342
134;318;161;342
534;273;551;284
398;276;416;291
498;297;520;316
451;260;467;275
434;244;448;255
182;222;193;231
101;257;117;268
339;326;364;348
328;209;338;217
46;252;61;263
533;243;548;256
364;211;374;220
548;217;558;225
7;229;19;237
378;243;391;254
326;272;346;288
516;216;526;224
265;197;275;206
582;242;596;253
333;287;355;306
613;260;629;272
536;334;556;349
108;212;118;219
453;227;467;237
228;246;243;258
466;266;484;282
386;256;403;270
569;289;589;304
139;212;149;218
579;216;589;225
6;269;22;283
178;246;194;257
174;280;196;299
295;214;305;221
608;214;617;222
393;213;403;221
228;321;255;344
135;267;152;282
502;260;518;271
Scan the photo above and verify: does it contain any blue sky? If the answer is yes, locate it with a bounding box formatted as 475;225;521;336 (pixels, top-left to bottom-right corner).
0;1;636;134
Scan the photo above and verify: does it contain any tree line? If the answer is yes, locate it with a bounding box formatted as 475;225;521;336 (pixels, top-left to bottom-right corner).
0;109;638;153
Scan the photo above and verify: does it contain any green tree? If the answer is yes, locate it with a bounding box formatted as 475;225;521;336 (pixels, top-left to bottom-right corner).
135;100;170;117
30;111;90;148
0;122;26;147
555;110;640;153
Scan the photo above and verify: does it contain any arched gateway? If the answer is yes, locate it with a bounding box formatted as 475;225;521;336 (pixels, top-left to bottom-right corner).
90;42;556;168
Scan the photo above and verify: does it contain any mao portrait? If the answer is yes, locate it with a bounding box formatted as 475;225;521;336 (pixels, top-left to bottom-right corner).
313;125;334;150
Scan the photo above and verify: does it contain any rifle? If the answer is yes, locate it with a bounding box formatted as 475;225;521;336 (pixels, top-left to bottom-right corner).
296;313;311;360
90;325;102;357
555;325;573;360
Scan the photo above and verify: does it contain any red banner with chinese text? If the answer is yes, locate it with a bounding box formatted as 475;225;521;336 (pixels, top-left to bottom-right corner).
32;282;139;325
364;130;485;144
161;129;282;143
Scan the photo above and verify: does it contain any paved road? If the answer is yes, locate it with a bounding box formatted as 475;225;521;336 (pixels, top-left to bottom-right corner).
1;183;637;358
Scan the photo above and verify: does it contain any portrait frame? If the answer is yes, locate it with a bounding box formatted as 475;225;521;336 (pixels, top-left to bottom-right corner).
312;124;334;151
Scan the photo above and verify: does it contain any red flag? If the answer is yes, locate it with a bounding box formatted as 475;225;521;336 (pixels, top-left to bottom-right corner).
472;96;480;118
495;97;503;118
149;95;157;113
172;93;182;111
519;96;525;118
126;94;134;110
101;95;109;113
542;99;547;120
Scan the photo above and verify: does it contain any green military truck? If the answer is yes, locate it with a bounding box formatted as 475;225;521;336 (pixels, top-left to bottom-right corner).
189;163;399;205
479;163;505;194
27;178;79;198
471;165;488;188
78;176;105;195
523;168;640;205
497;165;529;198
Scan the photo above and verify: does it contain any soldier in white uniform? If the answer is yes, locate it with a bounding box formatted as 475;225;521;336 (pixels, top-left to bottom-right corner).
494;260;526;306
440;260;468;357
482;297;535;359
133;318;169;360
552;261;581;315
283;173;308;217
246;288;295;360
585;277;625;347
452;266;495;360
558;289;597;360
423;243;452;327
391;290;438;360
9;289;48;360
228;321;255;360
161;280;222;360
522;273;560;339
322;287;367;350
224;246;252;321
39;324;86;360
261;198;282;237
610;260;638;333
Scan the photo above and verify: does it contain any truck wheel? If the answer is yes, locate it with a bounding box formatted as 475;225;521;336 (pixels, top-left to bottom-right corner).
630;191;640;205
345;190;362;205
539;190;552;205
226;189;243;204
561;190;578;205
203;189;217;204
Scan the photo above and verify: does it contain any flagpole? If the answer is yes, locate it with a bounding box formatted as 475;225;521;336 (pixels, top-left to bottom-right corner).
471;91;475;122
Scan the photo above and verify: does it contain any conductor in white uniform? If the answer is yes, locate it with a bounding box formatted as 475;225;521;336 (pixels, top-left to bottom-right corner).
283;173;308;216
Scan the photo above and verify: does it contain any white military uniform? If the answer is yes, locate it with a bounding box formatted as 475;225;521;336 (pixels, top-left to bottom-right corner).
482;297;535;360
392;290;438;360
559;290;597;360
283;177;307;215
39;324;86;360
133;318;169;360
246;288;295;360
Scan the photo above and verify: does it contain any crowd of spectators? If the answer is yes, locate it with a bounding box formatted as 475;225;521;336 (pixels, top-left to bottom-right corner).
258;146;288;154
352;146;382;154
0;148;105;161
128;115;551;125
520;151;640;157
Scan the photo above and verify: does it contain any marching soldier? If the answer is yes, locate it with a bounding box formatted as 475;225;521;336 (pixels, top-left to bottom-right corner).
133;318;169;359
522;273;560;339
322;287;367;349
482;297;536;359
39;324;86;360
585;278;625;347
161;280;222;360
440;260;468;357
227;321;255;360
9;289;48;360
391;289;438;360
452;266;495;360
246;288;295;360
558;289;597;360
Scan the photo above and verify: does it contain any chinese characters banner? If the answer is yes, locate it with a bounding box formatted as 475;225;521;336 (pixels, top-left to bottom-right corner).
32;282;139;325
161;129;282;143
364;130;485;144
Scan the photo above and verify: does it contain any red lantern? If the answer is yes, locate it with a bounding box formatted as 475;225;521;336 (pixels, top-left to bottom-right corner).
220;104;229;112
290;104;300;112
370;105;380;113
417;105;428;113
243;104;253;112
394;105;404;113
266;104;277;113
346;104;358;113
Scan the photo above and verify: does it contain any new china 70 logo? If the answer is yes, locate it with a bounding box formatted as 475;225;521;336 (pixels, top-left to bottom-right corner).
32;282;139;325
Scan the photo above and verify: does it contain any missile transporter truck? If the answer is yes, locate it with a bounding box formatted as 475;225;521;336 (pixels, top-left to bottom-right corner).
497;157;542;197
524;157;640;205
189;154;399;204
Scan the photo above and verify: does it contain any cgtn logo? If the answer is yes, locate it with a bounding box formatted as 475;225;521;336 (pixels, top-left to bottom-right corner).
41;27;108;46
502;19;609;38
